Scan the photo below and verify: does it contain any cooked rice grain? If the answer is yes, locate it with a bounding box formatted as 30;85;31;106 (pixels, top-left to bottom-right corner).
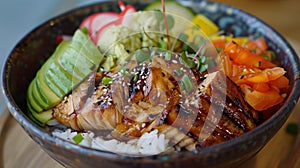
52;129;169;156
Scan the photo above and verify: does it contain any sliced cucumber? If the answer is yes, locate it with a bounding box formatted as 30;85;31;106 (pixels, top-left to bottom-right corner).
27;29;103;126
145;1;195;20
145;1;195;35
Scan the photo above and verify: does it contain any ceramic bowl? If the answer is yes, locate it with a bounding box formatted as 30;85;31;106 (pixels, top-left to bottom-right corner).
2;1;300;168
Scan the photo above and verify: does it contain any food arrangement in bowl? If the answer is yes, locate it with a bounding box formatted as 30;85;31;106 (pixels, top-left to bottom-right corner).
2;0;300;168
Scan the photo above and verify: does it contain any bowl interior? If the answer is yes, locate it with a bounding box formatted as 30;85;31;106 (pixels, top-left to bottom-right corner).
2;0;300;167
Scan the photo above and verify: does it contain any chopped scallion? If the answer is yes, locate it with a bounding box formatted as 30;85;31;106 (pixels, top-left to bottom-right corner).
133;74;138;82
102;77;112;85
174;69;182;76
135;49;151;63
73;134;84;144
181;74;193;93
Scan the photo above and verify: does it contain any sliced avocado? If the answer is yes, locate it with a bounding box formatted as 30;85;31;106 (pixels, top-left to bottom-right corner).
55;43;95;81
31;77;48;109
36;72;61;108
27;81;43;112
27;29;103;125
70;29;103;65
27;101;52;126
46;62;73;95
36;53;65;99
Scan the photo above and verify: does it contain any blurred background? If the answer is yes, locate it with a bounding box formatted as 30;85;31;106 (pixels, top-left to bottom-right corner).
0;0;299;167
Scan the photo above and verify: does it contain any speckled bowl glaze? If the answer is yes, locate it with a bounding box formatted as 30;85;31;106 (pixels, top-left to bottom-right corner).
2;1;300;168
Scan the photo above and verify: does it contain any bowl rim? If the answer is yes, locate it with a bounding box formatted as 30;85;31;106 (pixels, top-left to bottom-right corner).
2;0;300;163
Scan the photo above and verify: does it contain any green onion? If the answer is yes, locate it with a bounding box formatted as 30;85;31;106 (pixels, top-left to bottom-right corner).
158;39;168;50
286;123;299;136
135;49;151;63
196;56;208;73
81;27;89;35
199;64;208;73
72;134;84;144
268;50;276;60
180;52;196;68
259;53;270;60
181;74;193;93
102;77;112;85
164;52;172;61
216;47;223;53
119;67;131;77
174;69;182;76
133;74;138;82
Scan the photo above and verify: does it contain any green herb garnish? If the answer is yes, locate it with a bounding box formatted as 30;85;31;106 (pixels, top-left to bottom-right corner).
135;49;151;63
81;27;89;35
102;77;113;85
73;134;84;144
180;74;193;93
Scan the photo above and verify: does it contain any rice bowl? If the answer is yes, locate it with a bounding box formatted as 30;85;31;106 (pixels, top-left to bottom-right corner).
2;1;300;168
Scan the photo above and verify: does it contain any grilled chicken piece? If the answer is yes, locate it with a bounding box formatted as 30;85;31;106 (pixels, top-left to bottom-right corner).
53;80;121;131
164;71;261;148
53;52;261;150
111;57;184;140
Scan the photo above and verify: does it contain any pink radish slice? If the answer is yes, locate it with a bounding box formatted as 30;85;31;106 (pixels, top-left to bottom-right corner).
119;5;136;26
56;35;72;44
89;12;119;35
79;13;101;36
118;1;126;11
93;21;119;44
93;5;137;43
79;15;94;31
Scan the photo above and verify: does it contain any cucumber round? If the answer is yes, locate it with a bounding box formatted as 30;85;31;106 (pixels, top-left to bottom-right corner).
145;1;195;36
145;1;195;20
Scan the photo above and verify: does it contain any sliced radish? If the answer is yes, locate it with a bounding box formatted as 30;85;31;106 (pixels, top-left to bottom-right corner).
90;2;137;43
56;35;72;44
89;12;119;35
79;14;94;32
119;5;136;26
93;21;119;44
118;1;126;11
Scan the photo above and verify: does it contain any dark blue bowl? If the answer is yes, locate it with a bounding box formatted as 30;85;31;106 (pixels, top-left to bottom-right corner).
2;1;300;167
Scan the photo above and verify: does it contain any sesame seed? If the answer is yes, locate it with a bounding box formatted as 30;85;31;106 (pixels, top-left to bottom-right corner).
172;60;178;64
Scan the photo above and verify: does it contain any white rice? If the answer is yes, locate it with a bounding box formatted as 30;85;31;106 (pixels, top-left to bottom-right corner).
52;129;170;156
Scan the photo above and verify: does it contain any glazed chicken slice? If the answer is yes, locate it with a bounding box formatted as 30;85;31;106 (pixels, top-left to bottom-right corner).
53;52;262;151
53;73;121;131
164;70;261;149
